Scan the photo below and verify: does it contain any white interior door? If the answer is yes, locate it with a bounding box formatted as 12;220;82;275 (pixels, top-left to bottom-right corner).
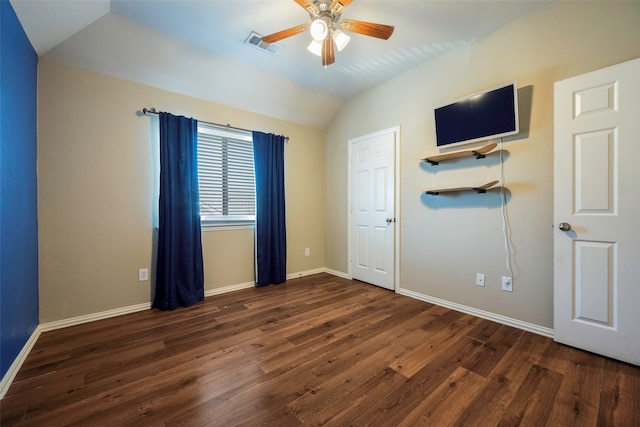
554;58;640;366
350;128;397;291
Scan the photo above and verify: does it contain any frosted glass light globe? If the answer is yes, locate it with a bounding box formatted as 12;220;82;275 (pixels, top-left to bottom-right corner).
310;19;328;41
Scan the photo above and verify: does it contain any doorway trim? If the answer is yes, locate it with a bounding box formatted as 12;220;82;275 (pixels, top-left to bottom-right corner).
347;125;401;291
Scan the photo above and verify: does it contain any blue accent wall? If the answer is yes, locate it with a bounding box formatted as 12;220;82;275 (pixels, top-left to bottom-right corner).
1;0;39;379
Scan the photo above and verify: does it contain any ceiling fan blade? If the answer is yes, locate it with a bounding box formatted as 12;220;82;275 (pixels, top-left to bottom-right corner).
329;0;353;14
341;19;395;40
261;24;310;44
322;38;335;67
294;0;319;13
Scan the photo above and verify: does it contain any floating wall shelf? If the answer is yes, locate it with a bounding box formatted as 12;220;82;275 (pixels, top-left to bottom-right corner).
421;142;503;196
422;142;497;166
421;180;500;196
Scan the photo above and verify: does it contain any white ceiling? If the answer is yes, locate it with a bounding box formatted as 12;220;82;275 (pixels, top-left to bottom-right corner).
10;0;552;129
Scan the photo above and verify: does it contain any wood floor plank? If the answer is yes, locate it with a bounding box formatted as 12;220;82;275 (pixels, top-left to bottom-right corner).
497;364;564;426
397;367;485;426
541;343;604;426
164;356;321;426
198;366;320;426
233;405;303;427
451;331;555;426
348;334;484;426
284;310;443;423
308;366;407;426
597;358;640;426
388;311;478;378
120;363;310;427
254;309;391;374
462;324;524;377
308;305;443;383
2;273;639;426
284;303;372;345
7;329;250;420
465;317;504;343
14;345;251;426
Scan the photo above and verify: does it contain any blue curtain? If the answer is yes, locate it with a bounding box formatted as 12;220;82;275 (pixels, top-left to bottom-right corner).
252;131;287;287
153;112;204;310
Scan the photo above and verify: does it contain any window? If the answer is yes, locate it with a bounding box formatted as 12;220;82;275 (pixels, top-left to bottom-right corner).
197;123;255;227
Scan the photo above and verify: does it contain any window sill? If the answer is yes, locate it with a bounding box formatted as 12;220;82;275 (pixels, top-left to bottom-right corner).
201;223;255;232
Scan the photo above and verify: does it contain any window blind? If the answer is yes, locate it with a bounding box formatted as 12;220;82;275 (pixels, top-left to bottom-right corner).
197;124;255;226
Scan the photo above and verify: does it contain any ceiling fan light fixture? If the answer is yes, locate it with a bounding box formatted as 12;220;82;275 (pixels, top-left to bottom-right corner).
307;39;323;56
332;29;351;51
260;1;394;68
310;18;329;41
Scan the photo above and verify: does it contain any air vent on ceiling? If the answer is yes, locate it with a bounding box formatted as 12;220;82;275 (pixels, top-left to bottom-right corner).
244;31;282;55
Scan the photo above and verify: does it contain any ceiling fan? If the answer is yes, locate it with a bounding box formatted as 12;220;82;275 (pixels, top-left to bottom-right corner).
261;0;394;67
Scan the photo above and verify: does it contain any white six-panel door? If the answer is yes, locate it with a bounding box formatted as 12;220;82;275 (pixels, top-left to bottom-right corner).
349;128;397;291
554;58;640;366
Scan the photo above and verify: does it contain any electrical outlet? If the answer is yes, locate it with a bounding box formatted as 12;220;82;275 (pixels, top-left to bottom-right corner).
305;248;310;257
502;276;513;292
475;273;485;287
138;268;149;282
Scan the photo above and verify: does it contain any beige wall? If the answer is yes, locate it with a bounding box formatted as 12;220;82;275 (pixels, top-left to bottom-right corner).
38;60;325;323
324;2;640;328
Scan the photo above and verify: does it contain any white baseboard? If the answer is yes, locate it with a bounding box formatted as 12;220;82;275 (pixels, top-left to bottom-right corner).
287;268;326;280
398;287;554;338
204;281;254;296
0;326;42;399
322;268;350;279
204;268;328;296
39;302;152;333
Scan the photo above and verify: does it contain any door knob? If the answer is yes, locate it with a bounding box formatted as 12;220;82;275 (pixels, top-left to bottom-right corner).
558;222;572;232
386;218;394;223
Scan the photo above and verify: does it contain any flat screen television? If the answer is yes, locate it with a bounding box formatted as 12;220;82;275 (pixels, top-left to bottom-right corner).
434;82;519;148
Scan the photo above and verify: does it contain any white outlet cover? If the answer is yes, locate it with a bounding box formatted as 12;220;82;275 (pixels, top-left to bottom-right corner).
475;273;485;287
501;276;513;292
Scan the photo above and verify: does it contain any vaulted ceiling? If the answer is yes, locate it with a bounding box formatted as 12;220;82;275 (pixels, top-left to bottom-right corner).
10;0;551;129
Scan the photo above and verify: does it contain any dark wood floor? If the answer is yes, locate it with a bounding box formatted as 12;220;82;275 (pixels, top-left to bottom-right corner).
1;273;638;426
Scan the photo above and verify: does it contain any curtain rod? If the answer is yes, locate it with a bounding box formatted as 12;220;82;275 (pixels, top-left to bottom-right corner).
141;107;288;142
